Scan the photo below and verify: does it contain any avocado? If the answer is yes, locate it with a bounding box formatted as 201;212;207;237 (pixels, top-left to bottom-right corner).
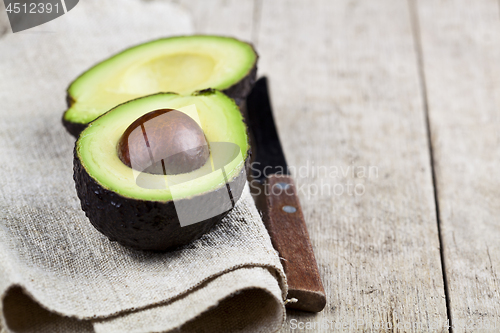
63;35;258;137
73;90;249;251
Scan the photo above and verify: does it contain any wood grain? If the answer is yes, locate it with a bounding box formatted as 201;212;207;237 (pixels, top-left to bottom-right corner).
263;174;326;312
414;0;500;331
255;0;448;331
177;0;255;42
180;0;450;331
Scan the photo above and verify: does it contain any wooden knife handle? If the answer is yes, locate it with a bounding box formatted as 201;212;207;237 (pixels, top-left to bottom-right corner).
263;174;326;312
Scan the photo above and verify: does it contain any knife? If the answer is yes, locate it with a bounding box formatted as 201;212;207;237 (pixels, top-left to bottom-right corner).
245;77;326;312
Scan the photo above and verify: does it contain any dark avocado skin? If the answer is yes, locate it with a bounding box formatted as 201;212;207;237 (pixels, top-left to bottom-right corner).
224;64;257;108
73;148;249;251
63;118;87;138
62;95;87;137
62;49;258;138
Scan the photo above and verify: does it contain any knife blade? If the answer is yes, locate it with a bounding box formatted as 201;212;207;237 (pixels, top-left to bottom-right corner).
245;77;326;312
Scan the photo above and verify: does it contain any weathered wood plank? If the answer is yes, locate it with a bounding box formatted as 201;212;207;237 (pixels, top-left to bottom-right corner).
176;0;255;42
415;0;500;331
180;0;449;331
255;0;448;331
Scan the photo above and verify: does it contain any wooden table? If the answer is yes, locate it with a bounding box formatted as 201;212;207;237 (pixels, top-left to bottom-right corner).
179;0;500;331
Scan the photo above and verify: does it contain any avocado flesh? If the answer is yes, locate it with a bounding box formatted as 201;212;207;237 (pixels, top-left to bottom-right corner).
64;35;257;136
74;91;249;251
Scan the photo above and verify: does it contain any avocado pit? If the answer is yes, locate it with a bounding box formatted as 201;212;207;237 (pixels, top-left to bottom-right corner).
117;109;209;175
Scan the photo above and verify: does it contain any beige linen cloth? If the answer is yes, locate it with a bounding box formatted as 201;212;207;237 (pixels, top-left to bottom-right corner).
0;1;287;332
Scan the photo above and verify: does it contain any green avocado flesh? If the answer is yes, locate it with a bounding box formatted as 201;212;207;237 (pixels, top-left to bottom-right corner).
76;91;248;202
65;35;257;127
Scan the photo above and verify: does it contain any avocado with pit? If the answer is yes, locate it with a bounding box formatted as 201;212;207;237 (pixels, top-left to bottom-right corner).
73;90;249;251
63;35;258;137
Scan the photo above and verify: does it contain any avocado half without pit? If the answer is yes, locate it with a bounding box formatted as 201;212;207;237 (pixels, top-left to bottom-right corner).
63;35;258;137
73;90;249;251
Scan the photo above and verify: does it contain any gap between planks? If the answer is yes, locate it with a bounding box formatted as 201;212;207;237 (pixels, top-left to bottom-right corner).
407;0;453;331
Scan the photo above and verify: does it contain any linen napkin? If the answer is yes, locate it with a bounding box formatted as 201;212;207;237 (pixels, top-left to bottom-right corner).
0;1;287;332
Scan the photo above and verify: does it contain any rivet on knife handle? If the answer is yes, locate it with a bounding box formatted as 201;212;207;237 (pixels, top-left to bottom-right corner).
263;174;326;312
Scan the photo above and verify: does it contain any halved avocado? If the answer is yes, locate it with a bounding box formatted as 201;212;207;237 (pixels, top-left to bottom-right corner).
73;90;249;251
64;35;258;137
